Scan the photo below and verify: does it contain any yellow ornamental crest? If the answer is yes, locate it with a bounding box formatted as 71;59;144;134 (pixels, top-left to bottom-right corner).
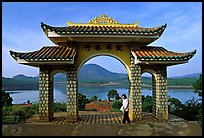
66;14;138;27
89;14;119;25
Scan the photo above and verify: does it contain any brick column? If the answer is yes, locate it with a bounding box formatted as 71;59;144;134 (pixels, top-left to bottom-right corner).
129;54;142;122
39;66;54;122
66;64;78;124
153;66;168;121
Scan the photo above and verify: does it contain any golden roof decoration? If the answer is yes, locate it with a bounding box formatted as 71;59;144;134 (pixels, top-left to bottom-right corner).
89;14;119;24
66;14;139;27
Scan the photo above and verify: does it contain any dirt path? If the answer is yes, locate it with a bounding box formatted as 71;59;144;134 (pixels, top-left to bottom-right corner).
2;112;202;136
186;121;202;136
2;122;202;136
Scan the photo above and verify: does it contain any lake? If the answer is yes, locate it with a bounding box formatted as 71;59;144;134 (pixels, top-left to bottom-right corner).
7;84;201;104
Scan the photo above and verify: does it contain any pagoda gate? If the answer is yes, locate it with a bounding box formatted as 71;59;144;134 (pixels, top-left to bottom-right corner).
10;14;196;124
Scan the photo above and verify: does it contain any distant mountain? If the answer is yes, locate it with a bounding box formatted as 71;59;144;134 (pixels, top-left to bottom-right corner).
2;76;38;91
78;64;128;83
2;64;201;90
170;73;201;79
12;74;38;80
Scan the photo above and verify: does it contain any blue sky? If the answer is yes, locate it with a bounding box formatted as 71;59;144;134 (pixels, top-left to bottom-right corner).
2;2;202;78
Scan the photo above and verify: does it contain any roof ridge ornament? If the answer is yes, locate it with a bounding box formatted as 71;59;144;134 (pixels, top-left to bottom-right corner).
66;14;139;27
88;14;119;25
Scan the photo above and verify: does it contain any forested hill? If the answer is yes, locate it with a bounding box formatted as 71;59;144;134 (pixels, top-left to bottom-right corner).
2;64;201;90
78;64;127;83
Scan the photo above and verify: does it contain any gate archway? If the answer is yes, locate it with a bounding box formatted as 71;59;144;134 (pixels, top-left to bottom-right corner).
9;14;196;124
77;52;131;81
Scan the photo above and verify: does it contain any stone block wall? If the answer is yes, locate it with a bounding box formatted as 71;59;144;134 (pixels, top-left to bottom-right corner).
39;66;54;122
38;64;79;123
129;53;142;122
152;75;156;118
66;64;78;124
153;67;168;121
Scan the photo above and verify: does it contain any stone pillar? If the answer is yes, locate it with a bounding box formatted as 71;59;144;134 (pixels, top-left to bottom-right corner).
152;75;156;118
129;53;142;122
39;66;54;122
66;64;78;124
153;66;168;121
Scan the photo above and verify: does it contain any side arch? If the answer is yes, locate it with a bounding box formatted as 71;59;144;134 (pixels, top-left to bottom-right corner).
50;69;67;81
141;68;157;119
141;68;157;79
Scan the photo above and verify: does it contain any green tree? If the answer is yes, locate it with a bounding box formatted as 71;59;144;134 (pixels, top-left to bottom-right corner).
168;97;202;124
193;74;202;96
78;93;90;110
89;95;98;102
142;95;152;113
192;74;202;127
107;89;119;101
2;89;13;107
168;97;183;113
112;100;122;112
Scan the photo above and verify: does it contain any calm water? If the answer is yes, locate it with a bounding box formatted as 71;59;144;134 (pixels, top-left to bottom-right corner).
7;85;201;104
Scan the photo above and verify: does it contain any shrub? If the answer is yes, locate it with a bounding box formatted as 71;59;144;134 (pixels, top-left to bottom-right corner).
54;102;66;112
31;102;39;114
2;103;38;124
181;98;202;121
2;106;12;116
2;116;17;124
2;89;13;107
12;108;27;122
168;97;202;121
142;95;152;113
78;93;90;110
193;74;202;96
197;108;202;128
91;108;97;111
27;108;35;117
112;100;122;111
112;108;121;112
89;95;98;102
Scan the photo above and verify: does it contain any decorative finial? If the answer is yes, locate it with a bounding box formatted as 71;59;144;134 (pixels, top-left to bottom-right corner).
88;14;119;25
66;14;139;27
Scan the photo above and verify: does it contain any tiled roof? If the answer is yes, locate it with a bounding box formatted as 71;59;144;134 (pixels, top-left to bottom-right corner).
10;45;196;65
131;46;196;61
41;22;167;36
10;46;76;62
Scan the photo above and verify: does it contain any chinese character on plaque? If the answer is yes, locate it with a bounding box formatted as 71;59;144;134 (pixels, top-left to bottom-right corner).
84;44;91;51
95;43;102;51
106;44;112;51
116;44;123;51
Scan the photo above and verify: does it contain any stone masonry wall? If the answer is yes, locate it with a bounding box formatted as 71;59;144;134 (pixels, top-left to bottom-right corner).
152;75;156;118
39;64;78;123
66;64;78;124
39;66;54;122
153;67;168;121
129;53;142;122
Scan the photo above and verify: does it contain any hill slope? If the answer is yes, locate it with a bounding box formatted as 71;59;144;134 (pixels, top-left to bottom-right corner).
79;64;127;83
2;64;201;90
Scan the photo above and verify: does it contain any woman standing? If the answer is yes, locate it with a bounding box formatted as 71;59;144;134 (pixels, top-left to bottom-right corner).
121;94;131;123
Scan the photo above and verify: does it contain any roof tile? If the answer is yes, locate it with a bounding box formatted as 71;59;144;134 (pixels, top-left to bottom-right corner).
10;46;76;62
132;46;196;61
41;22;167;36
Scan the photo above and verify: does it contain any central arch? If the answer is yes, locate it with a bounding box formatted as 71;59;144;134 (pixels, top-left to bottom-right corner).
77;53;131;81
